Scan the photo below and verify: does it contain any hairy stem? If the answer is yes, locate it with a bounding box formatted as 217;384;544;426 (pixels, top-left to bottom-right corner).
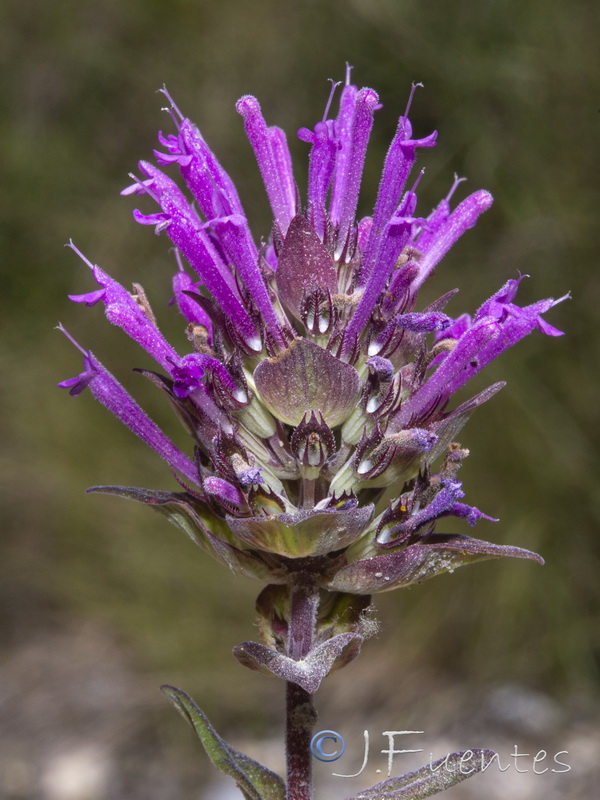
286;578;319;800
286;682;317;800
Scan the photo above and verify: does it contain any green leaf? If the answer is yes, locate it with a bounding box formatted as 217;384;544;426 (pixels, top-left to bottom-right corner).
346;749;496;799
161;685;285;800
87;486;279;582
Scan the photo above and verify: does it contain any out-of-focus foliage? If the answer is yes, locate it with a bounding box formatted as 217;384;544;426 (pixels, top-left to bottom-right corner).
1;0;598;731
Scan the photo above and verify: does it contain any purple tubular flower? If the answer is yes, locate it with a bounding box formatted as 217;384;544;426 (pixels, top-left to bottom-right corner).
414;173;467;255
57;329;199;486
158;118;245;219
412;189;494;289
204;476;246;509
392;282;566;429
375;189;423;281
209;213;287;348
473;276;569;338
377;479;466;545
236;95;297;235
434;312;471;343
269;126;297;225
172;353;247;406
381;260;420;315
357;215;373;251
360;94;437;286
345;190;423;344
329;82;358;226
298;119;337;239
438;305;562;398
398;320;497;427
375;310;454;344
169;358;204;399
369;311;451;360
366;355;395;382
331;87;380;256
67;242;180;371
446;502;498;526
156;119;286;348
128;162;262;352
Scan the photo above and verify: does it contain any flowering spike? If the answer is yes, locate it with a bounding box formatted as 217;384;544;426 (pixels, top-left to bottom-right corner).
60;82;565;781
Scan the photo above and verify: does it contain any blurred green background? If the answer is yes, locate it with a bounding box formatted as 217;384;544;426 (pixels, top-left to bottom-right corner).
1;0;598;797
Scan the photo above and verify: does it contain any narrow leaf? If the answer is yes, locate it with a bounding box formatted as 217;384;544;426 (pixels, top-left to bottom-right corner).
347;748;496;799
161;685;285;800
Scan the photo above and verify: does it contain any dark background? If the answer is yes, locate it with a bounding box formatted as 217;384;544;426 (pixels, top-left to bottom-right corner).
1;1;598;798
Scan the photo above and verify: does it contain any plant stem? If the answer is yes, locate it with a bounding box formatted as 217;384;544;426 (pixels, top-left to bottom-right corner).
286;578;319;800
286;682;316;800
